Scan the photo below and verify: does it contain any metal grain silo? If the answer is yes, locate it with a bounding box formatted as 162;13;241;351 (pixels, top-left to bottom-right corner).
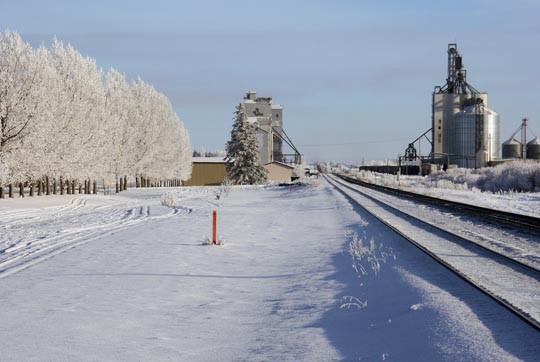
526;137;540;160
431;44;489;164
450;104;500;168
502;138;522;159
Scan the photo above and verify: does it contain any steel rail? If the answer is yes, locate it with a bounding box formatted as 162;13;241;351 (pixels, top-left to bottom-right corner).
335;174;540;233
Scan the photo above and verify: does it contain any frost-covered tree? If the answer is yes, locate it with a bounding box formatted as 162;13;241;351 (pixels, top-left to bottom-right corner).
106;70;137;185
0;31;51;184
225;103;267;185
0;31;192;197
127;78;191;183
44;39;108;181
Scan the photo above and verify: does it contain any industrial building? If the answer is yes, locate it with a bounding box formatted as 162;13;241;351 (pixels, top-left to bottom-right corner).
501;118;540;161
183;92;303;186
264;161;295;182
432;44;500;168
241;91;302;166
183;157;228;186
183;157;296;186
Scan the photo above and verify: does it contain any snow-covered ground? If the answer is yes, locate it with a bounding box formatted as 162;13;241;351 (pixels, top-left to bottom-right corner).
0;181;539;361
327;174;540;326
350;170;540;217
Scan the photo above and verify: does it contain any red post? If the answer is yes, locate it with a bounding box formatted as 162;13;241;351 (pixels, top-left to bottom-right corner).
212;211;217;245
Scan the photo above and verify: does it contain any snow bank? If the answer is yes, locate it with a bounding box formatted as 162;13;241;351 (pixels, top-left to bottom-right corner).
357;161;540;193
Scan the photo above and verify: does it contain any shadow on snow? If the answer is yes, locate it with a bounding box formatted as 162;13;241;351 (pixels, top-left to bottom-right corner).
310;185;540;361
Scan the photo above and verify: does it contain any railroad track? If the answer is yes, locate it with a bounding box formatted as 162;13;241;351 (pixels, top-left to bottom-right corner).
325;174;540;331
335;173;540;234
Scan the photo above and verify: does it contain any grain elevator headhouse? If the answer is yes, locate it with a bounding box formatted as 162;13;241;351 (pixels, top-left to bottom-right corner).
432;44;500;168
241;91;302;166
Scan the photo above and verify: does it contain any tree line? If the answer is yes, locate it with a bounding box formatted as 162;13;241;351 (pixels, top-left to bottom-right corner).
0;31;192;198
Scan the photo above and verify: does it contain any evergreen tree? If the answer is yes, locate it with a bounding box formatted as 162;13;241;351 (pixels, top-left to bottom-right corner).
225;103;268;185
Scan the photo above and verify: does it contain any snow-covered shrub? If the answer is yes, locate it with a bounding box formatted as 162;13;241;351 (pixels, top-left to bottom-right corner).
221;177;233;196
213;177;234;200
427;161;540;193
340;228;395;311
293;162;307;180
161;192;176;207
345;229;395;277
404;161;540;193
477;161;539;192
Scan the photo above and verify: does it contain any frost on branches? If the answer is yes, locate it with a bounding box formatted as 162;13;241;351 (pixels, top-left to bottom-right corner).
0;31;191;195
225;103;267;185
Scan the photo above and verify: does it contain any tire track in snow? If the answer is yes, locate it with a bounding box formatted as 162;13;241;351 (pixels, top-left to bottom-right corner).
0;200;192;279
0;197;90;228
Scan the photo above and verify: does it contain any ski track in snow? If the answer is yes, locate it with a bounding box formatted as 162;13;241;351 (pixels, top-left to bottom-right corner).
0;190;202;279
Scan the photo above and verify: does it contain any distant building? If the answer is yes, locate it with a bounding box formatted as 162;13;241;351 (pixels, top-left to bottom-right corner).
183;157;228;186
242;91;285;165
431;44;500;168
183;157;296;186
264;161;294;182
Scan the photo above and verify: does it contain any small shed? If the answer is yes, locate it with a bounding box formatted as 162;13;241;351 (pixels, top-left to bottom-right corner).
265;161;294;182
183;157;229;186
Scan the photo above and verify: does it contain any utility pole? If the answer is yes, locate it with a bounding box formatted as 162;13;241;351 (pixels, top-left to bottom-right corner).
522;118;528;160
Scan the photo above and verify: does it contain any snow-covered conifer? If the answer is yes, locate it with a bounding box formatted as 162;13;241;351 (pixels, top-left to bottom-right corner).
225;103;267;185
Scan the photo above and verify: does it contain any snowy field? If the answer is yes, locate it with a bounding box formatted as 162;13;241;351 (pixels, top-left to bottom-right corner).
1;181;539;361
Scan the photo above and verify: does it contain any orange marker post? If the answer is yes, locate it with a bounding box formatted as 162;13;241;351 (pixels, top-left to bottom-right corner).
212;211;217;245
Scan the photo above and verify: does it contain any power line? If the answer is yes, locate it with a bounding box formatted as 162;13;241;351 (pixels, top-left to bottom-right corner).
298;137;411;148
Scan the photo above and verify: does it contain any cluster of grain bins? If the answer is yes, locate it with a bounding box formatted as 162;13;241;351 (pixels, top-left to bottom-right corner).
501;118;540;160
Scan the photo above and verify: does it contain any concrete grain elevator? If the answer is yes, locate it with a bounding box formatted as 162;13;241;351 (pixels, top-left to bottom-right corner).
432;44;500;168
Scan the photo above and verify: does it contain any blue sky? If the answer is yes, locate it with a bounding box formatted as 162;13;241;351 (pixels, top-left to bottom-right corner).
2;0;539;163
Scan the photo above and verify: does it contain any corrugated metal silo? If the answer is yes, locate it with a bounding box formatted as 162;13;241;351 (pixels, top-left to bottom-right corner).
502;138;522;159
450;105;500;168
526;138;540;160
